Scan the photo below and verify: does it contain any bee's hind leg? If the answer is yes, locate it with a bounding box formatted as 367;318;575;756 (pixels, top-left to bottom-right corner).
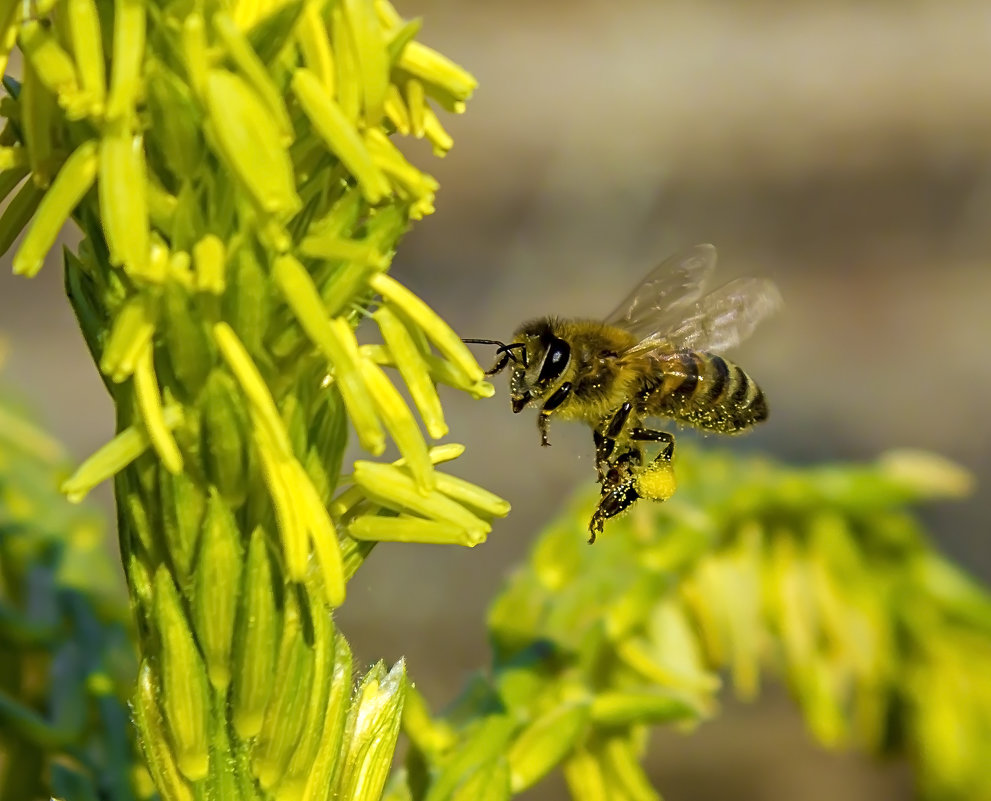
588;442;643;543
630;428;674;461
588;477;640;543
537;381;573;446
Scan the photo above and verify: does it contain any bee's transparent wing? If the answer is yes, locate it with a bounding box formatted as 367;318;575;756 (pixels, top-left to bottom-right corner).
624;277;782;359
604;244;717;339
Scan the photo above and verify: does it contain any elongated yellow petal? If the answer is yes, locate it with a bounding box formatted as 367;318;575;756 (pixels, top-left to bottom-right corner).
374;305;446;438
12;140;98;276
18;21;81;109
61;405;184;502
204;70;301;218
342;0;388;126
133;341;183;474
192;234;225;294
99;123;150;275
212;12;294;145
105;0;146;121
292;67;391;203
357;357;434;491
67;0;106;116
369;272;483;383
271;255;385;454
212;322;294;458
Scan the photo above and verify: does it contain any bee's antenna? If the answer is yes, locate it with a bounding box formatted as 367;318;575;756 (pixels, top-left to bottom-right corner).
463;338;528;373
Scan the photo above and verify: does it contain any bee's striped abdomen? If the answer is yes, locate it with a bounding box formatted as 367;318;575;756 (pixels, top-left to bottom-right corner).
644;351;767;434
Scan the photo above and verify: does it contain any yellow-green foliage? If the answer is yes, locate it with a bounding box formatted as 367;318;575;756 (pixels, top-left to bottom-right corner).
0;388;141;800
397;448;990;801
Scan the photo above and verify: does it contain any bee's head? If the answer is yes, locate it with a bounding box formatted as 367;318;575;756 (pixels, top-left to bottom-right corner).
505;319;572;413
464;319;573;412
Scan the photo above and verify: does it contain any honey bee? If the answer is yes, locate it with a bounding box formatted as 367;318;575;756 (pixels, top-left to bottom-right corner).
465;244;781;542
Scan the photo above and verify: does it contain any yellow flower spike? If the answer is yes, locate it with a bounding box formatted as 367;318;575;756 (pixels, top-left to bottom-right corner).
374;305;447;439
271;255;385;454
357;358;434;492
133;663;195;801
105;0;146;122
348;514;481;547
330;3;360;122
134;341;184;474
213;322;295;458
290;458;346;606
154;568;212;781
60;405;184;502
204;70;301;218
406;78;425;137
98;123;150;275
383;84;410;135
67;0;106;116
422;105;454;156
17;21;82;110
291;68;391;204
0;21;16;81
295;0;336;94
369;272;484;383
352;461;490;540
254;424;308;582
341;0;388;126
11;139;98;277
399;41;477;106
100;293;158;382
192;233;226;294
212;12;294;146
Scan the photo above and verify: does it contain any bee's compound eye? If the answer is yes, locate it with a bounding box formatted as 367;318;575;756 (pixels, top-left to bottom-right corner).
538;337;571;383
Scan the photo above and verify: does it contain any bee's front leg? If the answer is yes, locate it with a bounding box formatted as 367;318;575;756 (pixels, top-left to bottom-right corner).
537;381;572;446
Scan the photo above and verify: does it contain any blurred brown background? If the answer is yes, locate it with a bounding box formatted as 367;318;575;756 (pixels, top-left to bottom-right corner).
3;1;991;798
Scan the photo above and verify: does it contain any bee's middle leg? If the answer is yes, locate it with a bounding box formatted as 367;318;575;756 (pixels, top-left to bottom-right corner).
594;402;634;464
537;381;573;446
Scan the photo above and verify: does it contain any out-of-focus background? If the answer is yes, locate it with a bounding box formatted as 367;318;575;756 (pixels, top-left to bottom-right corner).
3;1;991;798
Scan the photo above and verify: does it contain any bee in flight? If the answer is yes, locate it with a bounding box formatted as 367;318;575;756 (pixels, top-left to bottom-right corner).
465;244;781;543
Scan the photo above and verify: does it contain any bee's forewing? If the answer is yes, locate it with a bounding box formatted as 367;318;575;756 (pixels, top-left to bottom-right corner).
604;244;717;339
